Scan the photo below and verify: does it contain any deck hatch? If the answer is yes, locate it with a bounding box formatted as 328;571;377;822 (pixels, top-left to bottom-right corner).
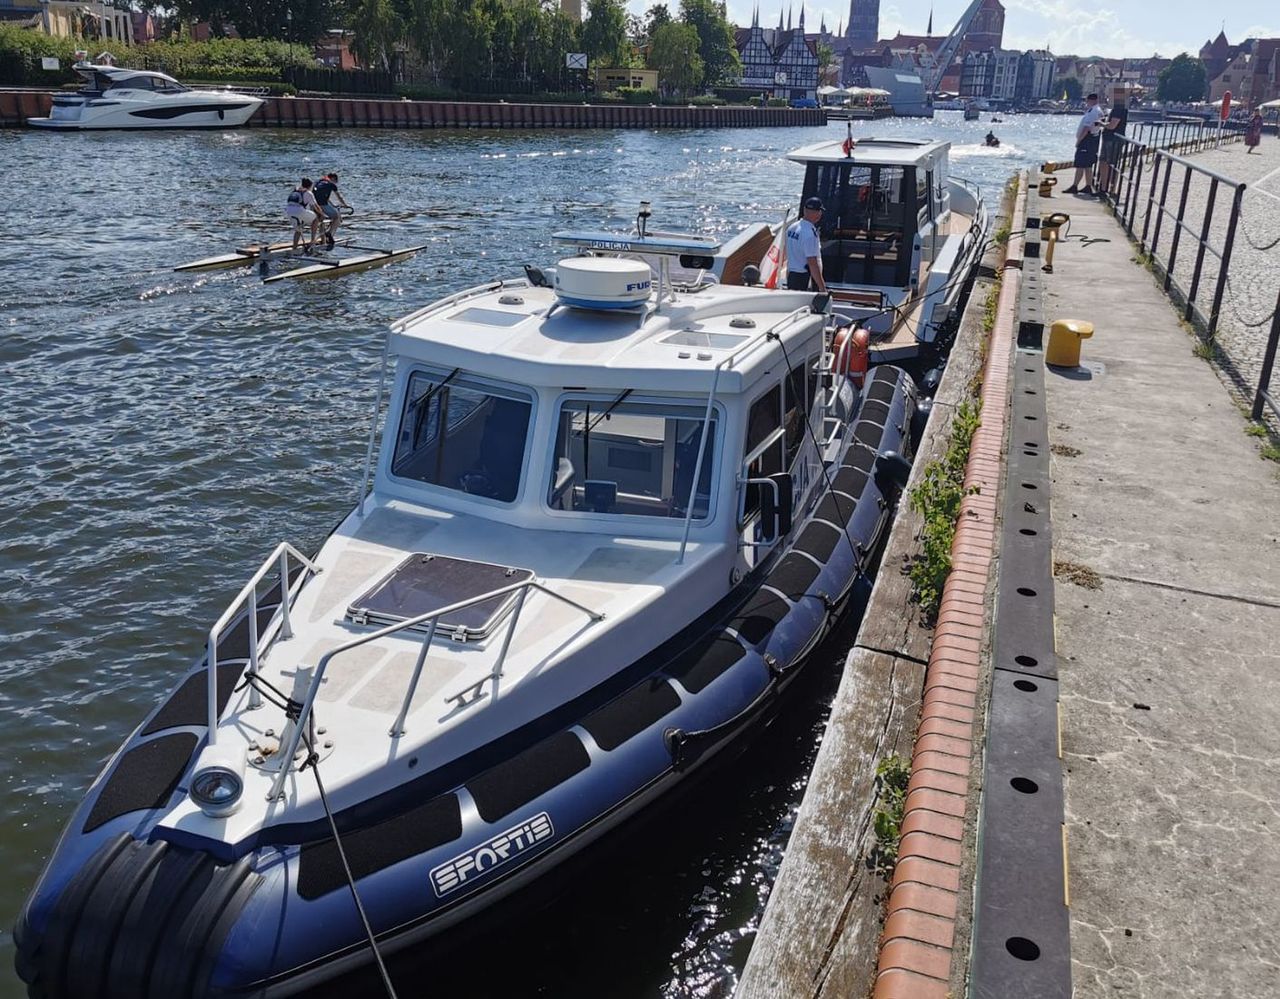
346;553;534;641
445;307;528;327
660;330;748;351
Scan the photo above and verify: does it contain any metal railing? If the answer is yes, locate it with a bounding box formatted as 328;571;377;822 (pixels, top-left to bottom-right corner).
1100;129;1280;426
1103;142;1246;336
266;578;603;801
206;543;321;743
1251;290;1280;423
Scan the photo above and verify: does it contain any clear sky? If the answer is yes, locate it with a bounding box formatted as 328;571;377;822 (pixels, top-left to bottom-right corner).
623;1;1280;58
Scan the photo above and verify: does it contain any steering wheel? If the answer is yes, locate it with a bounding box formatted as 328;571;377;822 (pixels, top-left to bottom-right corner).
458;470;497;498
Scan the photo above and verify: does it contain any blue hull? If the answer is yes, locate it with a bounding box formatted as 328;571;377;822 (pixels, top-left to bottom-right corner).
15;365;917;998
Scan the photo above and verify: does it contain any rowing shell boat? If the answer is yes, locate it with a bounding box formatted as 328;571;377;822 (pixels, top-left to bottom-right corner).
260;244;428;283
172;238;355;273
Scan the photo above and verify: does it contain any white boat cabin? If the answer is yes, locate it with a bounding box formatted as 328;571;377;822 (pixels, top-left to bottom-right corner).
786;138;984;357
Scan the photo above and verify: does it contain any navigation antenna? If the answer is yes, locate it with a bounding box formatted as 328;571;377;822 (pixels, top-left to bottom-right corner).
636;200;652;238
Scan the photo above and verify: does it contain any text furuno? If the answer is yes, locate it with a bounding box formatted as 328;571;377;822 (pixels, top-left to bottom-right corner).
429;812;554;897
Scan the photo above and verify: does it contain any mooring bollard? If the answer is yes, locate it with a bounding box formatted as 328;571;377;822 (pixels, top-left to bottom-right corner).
1046;318;1095;367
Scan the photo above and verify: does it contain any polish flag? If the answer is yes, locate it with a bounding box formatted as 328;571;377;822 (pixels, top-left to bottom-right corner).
760;220;787;289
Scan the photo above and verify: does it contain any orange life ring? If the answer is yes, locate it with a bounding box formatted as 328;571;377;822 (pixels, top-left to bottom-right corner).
832;326;870;388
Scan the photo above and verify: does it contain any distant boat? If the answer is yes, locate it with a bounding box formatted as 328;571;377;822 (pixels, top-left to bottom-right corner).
963;103;980;121
27;63;262;131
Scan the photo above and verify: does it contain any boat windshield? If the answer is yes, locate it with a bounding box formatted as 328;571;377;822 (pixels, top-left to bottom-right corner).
390;370;532;502
548;399;716;520
106;74;189;93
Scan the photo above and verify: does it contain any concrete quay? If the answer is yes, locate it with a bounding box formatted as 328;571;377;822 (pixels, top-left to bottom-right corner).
1040;188;1280;997
740;173;1280;999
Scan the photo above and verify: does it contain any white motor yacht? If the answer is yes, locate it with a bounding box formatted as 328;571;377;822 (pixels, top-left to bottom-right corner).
773;138;989;362
27;63;263;131
16;219;924;997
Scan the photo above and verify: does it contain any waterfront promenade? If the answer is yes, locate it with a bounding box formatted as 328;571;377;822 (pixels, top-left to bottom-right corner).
1117;135;1280;409
1042;188;1280;997
741;167;1280;998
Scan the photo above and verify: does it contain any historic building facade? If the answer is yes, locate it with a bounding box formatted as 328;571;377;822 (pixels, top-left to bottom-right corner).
846;0;879;51
736;8;820;102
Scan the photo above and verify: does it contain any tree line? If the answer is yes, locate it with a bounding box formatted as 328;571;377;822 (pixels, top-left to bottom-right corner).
165;0;741;94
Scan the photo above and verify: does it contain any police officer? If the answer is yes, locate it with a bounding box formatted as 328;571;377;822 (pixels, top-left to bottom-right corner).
785;196;827;292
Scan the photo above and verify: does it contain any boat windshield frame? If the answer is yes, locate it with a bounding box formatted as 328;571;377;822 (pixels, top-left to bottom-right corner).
385;365;536;506
543;390;724;526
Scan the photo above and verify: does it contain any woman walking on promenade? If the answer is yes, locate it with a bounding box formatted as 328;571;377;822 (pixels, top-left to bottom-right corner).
1245;110;1263;153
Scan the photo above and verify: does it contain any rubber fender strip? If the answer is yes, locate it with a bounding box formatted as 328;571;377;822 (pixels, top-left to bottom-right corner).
466;730;590;824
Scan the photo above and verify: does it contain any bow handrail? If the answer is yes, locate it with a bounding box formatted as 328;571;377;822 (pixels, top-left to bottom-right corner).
266;578;603;801
206;542;321;743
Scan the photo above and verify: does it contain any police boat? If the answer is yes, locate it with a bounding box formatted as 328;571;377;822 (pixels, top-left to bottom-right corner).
15;217;919;998
763;138;989;363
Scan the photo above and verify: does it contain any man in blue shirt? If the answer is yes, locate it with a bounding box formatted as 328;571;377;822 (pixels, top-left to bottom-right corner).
312;172;350;250
785;196;828;292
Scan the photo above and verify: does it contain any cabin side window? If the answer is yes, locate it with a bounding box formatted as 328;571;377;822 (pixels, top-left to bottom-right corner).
390;370;532;503
547;399;717;520
742;384;784;522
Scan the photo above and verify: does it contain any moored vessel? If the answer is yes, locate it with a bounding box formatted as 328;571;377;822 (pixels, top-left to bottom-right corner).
15;220;921;998
27;63;263;131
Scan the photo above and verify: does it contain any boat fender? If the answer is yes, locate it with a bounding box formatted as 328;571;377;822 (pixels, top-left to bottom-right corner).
874;450;913;493
523;264;551;288
663;726;688;765
832;326;870;388
741;263;761;286
913;397;934;440
920;365;945;397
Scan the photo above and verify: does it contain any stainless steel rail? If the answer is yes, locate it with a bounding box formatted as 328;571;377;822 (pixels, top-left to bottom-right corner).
266;577;603;800
206;543;321;743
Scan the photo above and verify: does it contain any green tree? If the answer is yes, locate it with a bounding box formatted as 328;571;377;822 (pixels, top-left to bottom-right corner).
581;0;629;67
644;3;671;39
172;0;334;44
816;41;835;85
648;20;702;95
1058;75;1082;101
679;0;739;86
1158;53;1207;102
348;0;402;70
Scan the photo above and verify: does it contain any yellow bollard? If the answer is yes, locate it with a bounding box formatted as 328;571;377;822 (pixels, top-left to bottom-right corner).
1046;319;1095;367
1038;176;1058;198
1040;212;1070;273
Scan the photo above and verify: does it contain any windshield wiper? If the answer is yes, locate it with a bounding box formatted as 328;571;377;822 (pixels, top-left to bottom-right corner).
412;366;462;446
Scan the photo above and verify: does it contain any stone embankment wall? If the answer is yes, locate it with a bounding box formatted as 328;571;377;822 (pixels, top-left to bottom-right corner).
0;90;825;129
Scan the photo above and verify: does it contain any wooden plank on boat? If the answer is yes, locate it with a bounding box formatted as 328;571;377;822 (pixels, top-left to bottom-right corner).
173;238;353;273
261;244;426;283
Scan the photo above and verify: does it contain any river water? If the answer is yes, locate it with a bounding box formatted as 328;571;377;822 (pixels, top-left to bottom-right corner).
0;111;1076;998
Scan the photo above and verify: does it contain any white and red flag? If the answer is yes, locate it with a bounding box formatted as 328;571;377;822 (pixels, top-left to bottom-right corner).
842;120;855;157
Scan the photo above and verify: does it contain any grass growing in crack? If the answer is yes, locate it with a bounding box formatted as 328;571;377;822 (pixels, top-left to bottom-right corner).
1262;445;1280;463
1192;340;1213;360
1245;424;1267;438
871;754;912;875
907;399;982;619
1054;559;1103;589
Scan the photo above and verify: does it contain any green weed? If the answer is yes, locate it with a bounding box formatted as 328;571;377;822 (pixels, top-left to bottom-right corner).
1245;424;1267;438
907;400;982;618
872;754;912;873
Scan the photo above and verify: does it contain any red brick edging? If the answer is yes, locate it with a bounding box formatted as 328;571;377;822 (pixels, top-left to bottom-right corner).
871;176;1028;998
